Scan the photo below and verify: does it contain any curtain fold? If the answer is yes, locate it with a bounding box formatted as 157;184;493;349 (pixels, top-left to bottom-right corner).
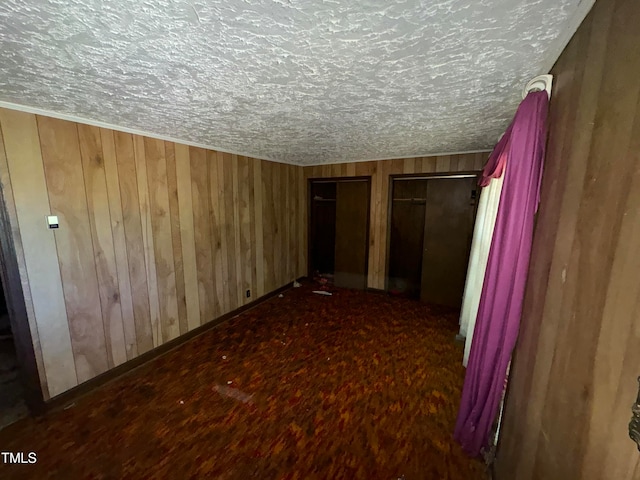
458;114;513;363
454;90;549;456
458;172;505;367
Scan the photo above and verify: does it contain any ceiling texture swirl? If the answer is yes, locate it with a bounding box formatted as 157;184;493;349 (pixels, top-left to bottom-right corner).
0;0;594;165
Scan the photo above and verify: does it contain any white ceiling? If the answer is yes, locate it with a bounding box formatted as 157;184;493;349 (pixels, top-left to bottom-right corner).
0;0;593;165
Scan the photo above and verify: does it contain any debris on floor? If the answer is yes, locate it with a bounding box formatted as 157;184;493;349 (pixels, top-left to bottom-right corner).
312;290;332;296
213;384;254;404
293;281;302;288
312;272;334;287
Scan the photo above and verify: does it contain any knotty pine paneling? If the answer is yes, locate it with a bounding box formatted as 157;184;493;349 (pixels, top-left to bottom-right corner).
174;143;200;332
303;153;487;290
208;150;226;318
100;129;138;360
78;124;128;369
0;110;73;399
145;138;181;344
164;142;188;336
113;130;154;356
496;0;640;478
0;108;306;399
190;146;215;325
38;116;109;383
133;136;162;349
222;153;240;311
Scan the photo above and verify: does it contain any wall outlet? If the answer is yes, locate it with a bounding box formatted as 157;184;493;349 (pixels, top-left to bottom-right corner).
246;289;251;298
46;215;59;229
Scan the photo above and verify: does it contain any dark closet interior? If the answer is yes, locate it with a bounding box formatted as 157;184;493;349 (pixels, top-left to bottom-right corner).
309;178;370;290
309;181;337;277
388;179;428;298
388;175;478;307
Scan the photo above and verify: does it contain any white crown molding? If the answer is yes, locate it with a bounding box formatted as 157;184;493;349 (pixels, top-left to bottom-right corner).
0;100;286;164
302;150;492;167
0;100;492;167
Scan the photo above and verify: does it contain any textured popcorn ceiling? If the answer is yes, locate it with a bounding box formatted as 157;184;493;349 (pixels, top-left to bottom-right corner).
0;0;593;165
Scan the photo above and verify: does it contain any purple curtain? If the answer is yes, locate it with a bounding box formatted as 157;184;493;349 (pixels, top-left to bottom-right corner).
454;90;549;456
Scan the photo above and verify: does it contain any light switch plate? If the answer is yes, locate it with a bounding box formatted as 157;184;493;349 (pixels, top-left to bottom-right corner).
46;215;59;229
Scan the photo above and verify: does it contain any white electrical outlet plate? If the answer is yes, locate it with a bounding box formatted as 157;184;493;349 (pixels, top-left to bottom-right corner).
47;215;59;229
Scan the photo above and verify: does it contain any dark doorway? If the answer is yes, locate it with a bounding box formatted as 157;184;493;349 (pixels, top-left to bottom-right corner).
334;180;370;290
0;277;28;429
308;177;371;290
387;175;478;306
388;179;429;298
309;181;337;276
0;172;46;424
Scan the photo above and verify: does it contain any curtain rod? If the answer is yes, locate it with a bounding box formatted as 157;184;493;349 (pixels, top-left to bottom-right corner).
523;74;553;98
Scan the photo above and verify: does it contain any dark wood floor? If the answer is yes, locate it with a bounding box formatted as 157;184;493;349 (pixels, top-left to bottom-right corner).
0;286;484;479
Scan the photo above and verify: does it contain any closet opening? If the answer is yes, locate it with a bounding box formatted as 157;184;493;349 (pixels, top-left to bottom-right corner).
386;173;479;307
308;177;371;290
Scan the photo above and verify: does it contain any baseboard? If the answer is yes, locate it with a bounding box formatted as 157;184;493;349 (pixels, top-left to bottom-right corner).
43;278;306;414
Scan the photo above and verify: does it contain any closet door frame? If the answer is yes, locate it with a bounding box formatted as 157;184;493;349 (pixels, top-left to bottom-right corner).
307;176;371;281
0;176;46;413
385;171;480;293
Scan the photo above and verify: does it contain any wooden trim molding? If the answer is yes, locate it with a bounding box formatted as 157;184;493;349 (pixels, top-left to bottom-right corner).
0;162;47;414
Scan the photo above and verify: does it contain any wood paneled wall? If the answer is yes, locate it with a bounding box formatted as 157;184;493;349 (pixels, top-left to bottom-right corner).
496;0;640;478
0;108;306;399
304;153;488;290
